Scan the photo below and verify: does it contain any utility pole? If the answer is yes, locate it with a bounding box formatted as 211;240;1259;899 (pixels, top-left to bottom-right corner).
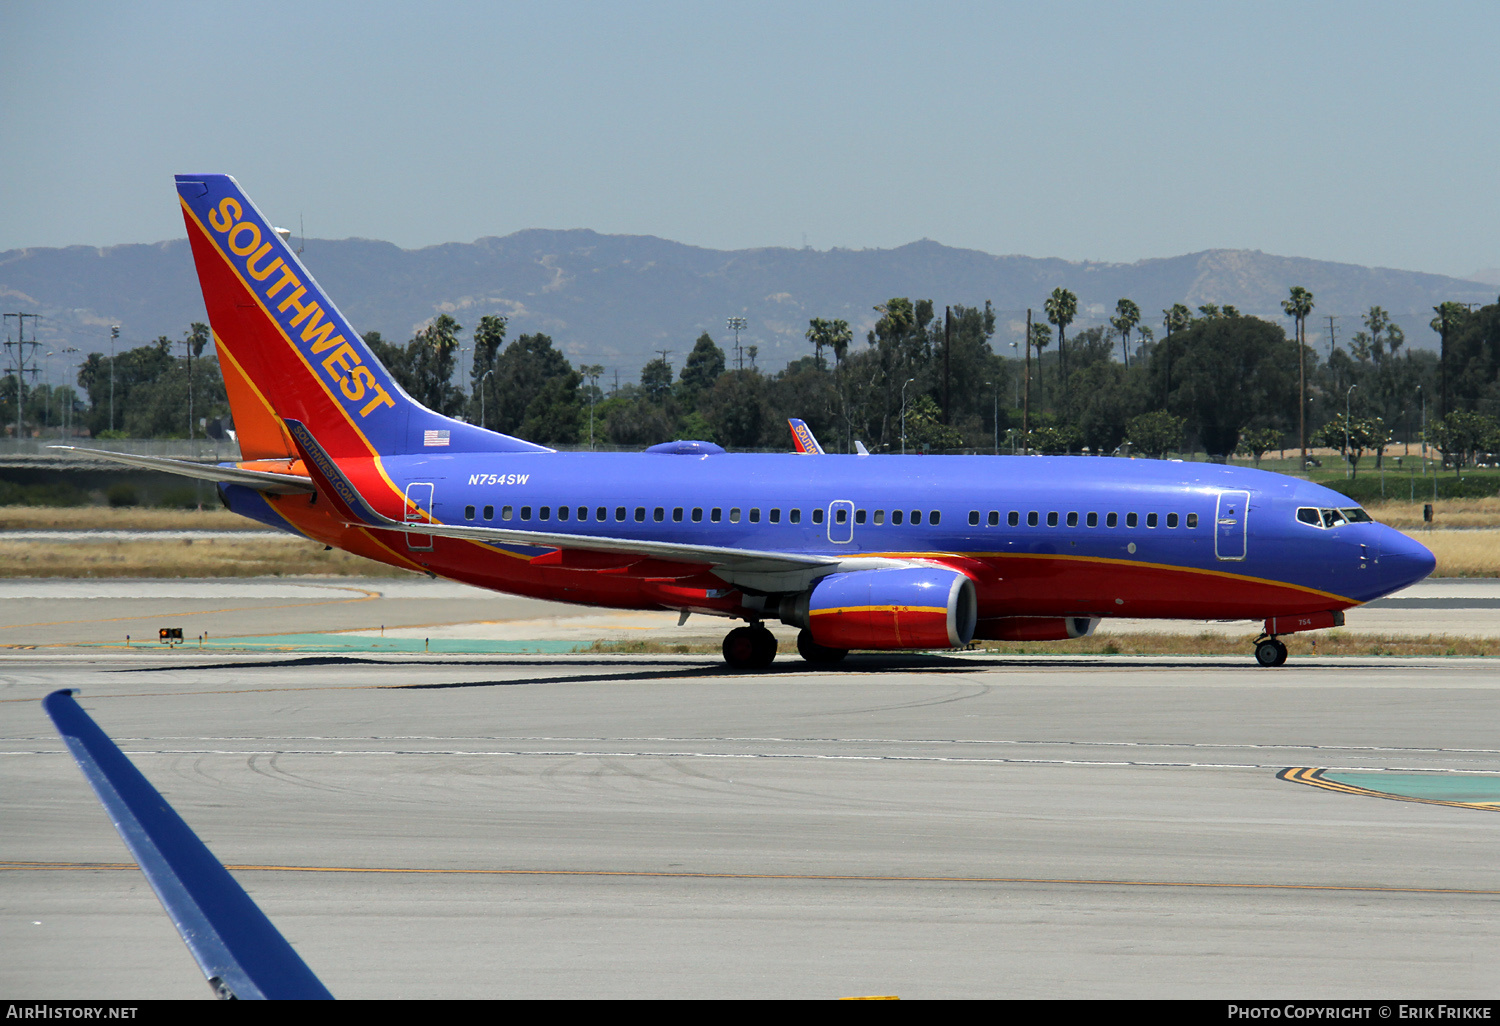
1023;309;1032;453
943;306;952;424
654;349;672;399
1326;315;1338;359
727;317;747;371
4;312;41;442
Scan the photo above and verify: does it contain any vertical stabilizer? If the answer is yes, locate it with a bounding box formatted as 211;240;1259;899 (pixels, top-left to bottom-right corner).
176;174;551;458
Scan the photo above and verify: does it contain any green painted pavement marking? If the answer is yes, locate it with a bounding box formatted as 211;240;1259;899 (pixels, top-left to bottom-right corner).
1322;772;1500;803
99;634;582;654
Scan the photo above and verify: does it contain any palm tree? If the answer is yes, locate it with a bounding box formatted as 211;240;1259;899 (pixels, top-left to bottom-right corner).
1281;286;1315;464
1044;288;1077;406
1110;298;1141;369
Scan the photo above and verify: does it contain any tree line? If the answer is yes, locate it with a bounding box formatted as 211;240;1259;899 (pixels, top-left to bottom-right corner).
5;290;1498;475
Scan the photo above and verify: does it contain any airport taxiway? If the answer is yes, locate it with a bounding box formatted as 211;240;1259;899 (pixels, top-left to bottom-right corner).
3;577;1498;653
3;649;1500;999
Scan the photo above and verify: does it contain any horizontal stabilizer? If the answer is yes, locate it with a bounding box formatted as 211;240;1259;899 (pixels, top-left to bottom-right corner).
48;446;315;494
42;690;333;1000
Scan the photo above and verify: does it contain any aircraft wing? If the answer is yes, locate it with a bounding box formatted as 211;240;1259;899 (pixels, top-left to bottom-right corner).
285;418;902;592
48;446;316;495
42;690;333;1000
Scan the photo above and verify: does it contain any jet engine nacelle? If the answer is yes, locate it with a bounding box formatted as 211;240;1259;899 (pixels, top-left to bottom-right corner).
779;566;977;650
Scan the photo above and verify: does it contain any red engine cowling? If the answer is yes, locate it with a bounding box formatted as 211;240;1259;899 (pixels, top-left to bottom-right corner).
780;567;978;650
975;616;1101;641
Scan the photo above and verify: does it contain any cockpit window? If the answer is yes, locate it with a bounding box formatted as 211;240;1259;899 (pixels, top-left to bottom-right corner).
1297;505;1372;529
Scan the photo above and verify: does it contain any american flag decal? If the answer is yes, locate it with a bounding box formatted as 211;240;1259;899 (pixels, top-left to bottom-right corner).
423;429;451;447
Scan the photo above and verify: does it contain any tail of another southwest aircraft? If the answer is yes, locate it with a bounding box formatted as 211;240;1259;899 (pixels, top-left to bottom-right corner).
177;174;549;460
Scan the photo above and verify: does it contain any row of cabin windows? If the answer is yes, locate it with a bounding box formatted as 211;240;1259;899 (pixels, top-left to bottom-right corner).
459;504;944;526
969;509;1198;529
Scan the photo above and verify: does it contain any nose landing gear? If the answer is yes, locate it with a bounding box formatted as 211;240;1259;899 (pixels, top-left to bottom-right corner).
1254;635;1289;667
723;623;778;669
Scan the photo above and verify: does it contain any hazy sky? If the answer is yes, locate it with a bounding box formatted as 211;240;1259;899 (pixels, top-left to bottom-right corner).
3;0;1496;279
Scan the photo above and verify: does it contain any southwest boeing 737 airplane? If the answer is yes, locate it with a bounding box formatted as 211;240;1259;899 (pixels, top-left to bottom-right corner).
64;175;1436;668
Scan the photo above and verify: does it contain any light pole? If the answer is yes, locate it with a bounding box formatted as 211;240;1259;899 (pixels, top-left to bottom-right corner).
109;325;118;434
727;316;747;371
985;380;998;455
1345;383;1358;478
901;378;915;455
477;368;495;430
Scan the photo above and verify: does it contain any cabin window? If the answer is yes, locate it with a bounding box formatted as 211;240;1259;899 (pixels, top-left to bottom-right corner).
711;507;722;523
749;508;760;523
1066;512;1078;527
1106;512;1118;528
501;505;513;521
692;507;703;522
891;510;903;525
464;505;476;520
673;507;684;522
557;506;569;521
596;507;607;522
520;506;532;521
1126;512;1137;528
483;505;494;520
834;508;847;525
634;507;646;522
1146;512;1158;528
988;510;1000;527
1087;512;1098;528
929;510;940;525
969;510;980;526
875;510;886;525
1047;511;1059;527
578;507;588;521
1167;512;1179;528
1008;511;1019;527
769;508;780;524
790;509;801;524
856;509;867;525
615;506;627;522
910;510;921;525
813;508;825;525
1186;513;1199;528
729;508;741;523
1027;511;1038;527
539;506;551;521
653;507;665;522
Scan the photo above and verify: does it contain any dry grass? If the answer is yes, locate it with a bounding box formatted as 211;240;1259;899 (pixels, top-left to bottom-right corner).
0;506;252;531
0;537;414;578
581;632;1499;658
1408;529;1500;577
1369;496;1500;530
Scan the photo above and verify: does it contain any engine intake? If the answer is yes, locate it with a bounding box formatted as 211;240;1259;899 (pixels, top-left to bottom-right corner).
779;566;977;650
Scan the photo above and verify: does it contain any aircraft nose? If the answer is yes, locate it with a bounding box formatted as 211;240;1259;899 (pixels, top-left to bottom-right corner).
1378;527;1437;592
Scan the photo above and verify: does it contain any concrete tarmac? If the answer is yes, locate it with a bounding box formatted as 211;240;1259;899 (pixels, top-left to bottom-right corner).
3;577;1498;654
4;651;1500;999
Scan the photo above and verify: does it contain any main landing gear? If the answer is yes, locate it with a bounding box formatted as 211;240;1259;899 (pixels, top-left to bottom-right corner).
1254;635;1289;667
796;629;848;665
723;623;778;670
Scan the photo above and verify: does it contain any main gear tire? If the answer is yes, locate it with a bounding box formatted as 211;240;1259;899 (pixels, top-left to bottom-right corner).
797;629;848;665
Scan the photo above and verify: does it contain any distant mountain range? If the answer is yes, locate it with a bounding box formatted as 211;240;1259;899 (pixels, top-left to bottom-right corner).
2;230;1494;381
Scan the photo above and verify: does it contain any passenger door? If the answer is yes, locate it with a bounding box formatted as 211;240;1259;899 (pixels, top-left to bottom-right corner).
1214;490;1249;561
828;500;855;544
404;482;435;551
